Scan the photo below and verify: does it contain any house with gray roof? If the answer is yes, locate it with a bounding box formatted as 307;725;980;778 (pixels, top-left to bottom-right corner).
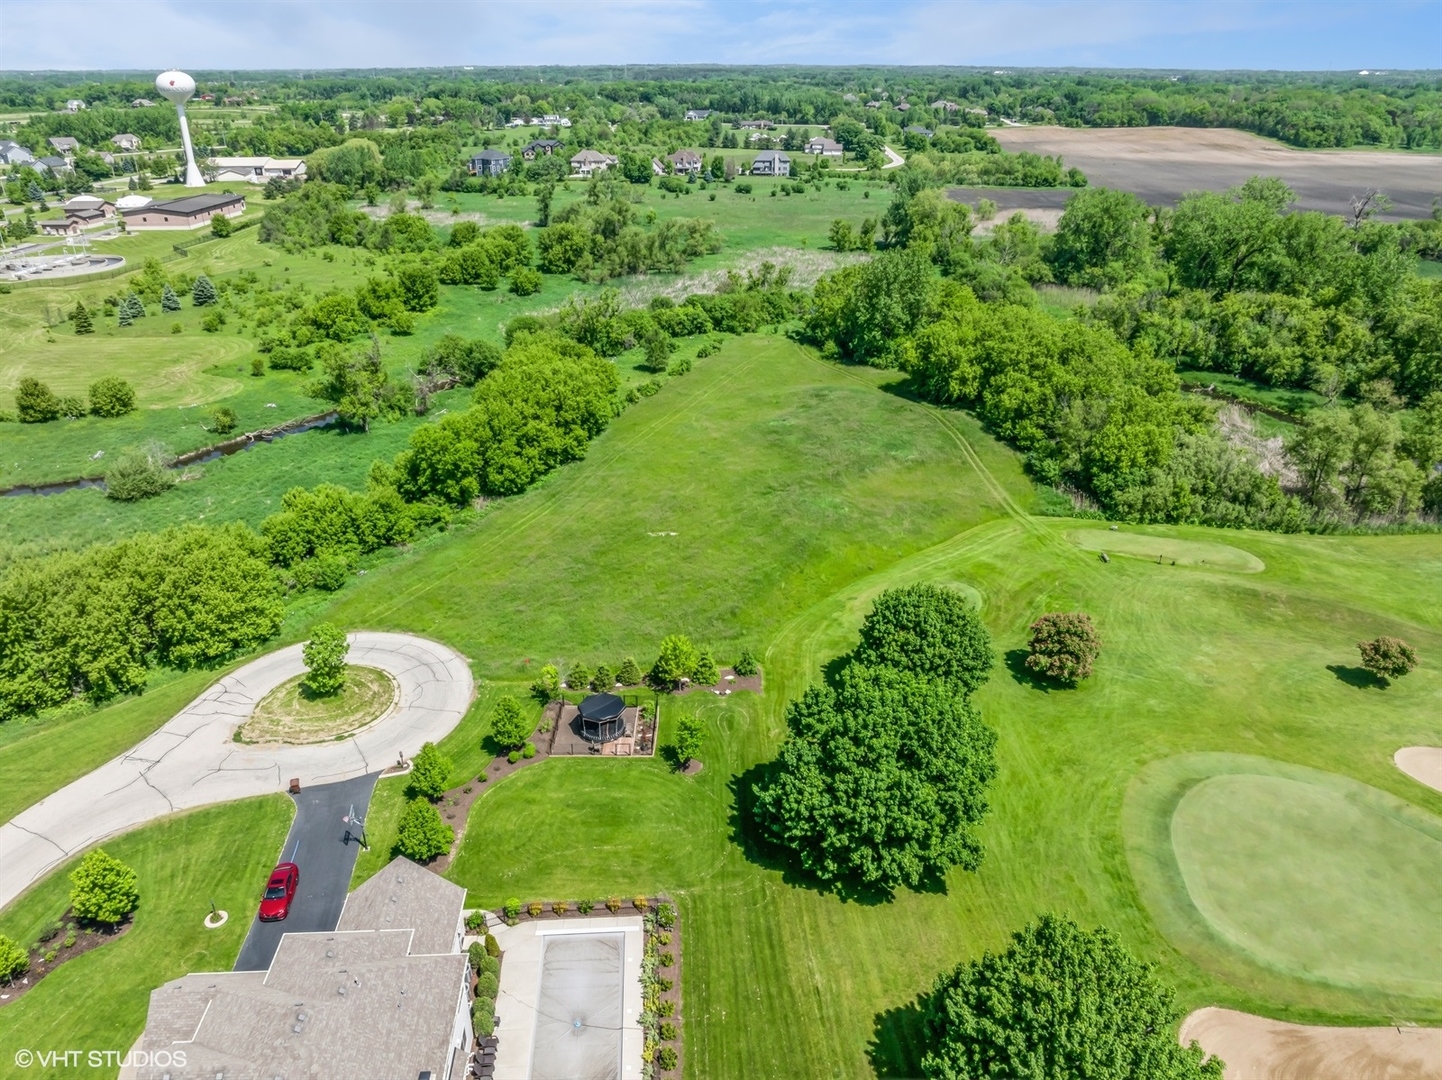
126;857;473;1080
750;149;791;177
468;149;512;177
0;140;33;166
48;136;80;154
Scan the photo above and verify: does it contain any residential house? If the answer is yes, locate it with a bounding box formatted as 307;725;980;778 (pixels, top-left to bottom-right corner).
651;157;667;177
667;149;703;175
122;192;246;230
520;139;563;159
64;99;86;112
750;150;791;177
468;149;512;177
804;137;843;158
48;136;80;157
684;109;712;121
111;133;141;152
0;140;34;166
737;119;774;130
126;857;472;1080
130;98;155;108
35;156;71;175
895;102;911;112
965;107;989;118
569;149;617;177
865;100;882;109
206;156;306;183
222;95;245;106
931;99;960;112
904;125;933;138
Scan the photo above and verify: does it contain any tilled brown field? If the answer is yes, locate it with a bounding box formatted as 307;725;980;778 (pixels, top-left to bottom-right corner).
950;126;1441;220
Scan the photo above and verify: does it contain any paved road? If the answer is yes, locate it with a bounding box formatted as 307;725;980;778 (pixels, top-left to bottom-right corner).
233;772;380;972
0;632;472;913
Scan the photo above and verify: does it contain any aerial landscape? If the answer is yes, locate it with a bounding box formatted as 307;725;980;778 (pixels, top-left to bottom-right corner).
1;2;1442;1078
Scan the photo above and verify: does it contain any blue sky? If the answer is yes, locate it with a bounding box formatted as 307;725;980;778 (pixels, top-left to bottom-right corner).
4;1;1440;72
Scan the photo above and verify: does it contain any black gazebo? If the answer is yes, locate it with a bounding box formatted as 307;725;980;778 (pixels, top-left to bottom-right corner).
578;693;626;743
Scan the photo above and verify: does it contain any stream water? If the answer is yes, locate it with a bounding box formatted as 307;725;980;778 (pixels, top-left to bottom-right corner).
0;412;339;498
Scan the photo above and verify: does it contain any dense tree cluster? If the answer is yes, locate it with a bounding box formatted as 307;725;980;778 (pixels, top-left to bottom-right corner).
540;195;721;281
921;914;1222;1080
753;585;997;892
0;525;284;721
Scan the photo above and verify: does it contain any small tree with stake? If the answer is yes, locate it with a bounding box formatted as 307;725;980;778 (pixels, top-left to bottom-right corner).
302;622;348;696
408;741;453;801
1358;636;1417;685
674;713;703;769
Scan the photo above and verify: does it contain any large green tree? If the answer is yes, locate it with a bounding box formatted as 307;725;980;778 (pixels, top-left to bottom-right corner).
302;622;349;696
1048;187;1154;289
408;740;453;800
395;797;454;862
752;663;997;891
921;914;1222;1080
853;583;994;697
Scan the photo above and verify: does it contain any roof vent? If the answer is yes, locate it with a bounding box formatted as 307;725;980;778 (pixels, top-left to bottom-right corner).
337;985;347;996
325;950;334;958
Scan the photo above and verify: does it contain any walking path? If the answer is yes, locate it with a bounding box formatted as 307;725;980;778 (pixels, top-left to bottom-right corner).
0;632;473;913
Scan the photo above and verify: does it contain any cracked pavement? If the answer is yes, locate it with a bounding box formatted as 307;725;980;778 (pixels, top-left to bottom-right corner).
0;632;473;913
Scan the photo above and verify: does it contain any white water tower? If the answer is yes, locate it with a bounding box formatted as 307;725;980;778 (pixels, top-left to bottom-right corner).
156;70;204;187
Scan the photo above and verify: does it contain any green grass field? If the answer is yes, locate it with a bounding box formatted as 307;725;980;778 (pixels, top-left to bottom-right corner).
0;797;293;1072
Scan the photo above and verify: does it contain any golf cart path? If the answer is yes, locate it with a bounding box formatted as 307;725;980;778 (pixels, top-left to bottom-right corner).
0;632;473;913
1181;1006;1442;1078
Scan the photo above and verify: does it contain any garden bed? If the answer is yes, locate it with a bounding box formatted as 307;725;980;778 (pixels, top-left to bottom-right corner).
235;665;396;744
0;911;131;1008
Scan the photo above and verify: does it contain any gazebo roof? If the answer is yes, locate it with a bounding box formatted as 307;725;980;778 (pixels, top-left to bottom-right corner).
578;693;625;722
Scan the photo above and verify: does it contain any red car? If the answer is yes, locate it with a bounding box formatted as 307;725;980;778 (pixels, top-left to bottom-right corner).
258;862;299;921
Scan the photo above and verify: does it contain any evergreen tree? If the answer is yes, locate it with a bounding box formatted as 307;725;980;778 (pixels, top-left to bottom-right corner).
125;293;145;319
692;649;719;687
592;663;614;690
191;274;217;306
118;302;133;327
161;284;181;312
72;301;94;335
617;656;643;686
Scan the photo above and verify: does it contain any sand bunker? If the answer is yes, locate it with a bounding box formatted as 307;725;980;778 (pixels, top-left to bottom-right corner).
1181;1007;1442;1079
1069;529;1264;572
1395;747;1442;795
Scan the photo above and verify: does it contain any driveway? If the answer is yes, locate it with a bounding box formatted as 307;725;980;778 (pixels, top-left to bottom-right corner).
233;772;380;971
0;632;472;913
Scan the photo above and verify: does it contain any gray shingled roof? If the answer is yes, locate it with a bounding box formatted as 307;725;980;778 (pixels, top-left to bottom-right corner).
337;856;465;956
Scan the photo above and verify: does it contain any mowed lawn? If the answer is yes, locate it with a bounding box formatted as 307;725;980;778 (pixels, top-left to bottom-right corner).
0;797;293;1068
7;336;1442;1076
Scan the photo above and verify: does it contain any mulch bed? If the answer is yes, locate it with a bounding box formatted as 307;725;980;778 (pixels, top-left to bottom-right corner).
0;912;130;1008
678;666;763;697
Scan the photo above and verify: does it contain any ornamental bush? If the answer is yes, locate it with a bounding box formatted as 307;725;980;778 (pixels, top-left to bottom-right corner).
656;1046;678;1070
692;649;718;687
1025;612;1102;685
531;663;561;701
16;377;61;423
733;649;759;677
89;376;137;418
854;583;994;697
490;696;534;750
395;797;453;861
476;971;499;999
69;849;139;925
921;914;1222;1080
617;656;643;685
566;663;592;691
0;934;30;984
302;622;349;696
592;663;614;690
1358;636;1418;683
408;741;453;801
